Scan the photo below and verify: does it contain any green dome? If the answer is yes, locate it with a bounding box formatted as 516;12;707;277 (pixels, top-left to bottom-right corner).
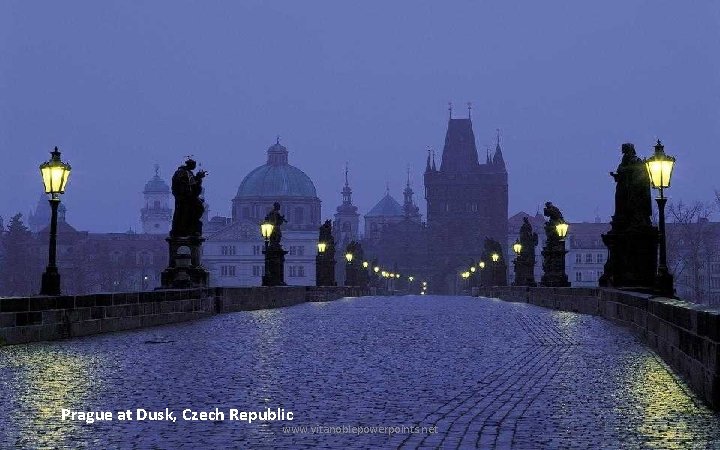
235;141;317;199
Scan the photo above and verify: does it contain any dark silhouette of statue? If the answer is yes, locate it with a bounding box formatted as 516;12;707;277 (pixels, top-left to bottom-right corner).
162;158;209;288
515;217;538;286
264;202;286;249
611;144;653;230
600;143;657;289
316;220;337;286
319;219;335;253
261;202;288;286
170;158;206;237
482;237;507;286
540;202;570;287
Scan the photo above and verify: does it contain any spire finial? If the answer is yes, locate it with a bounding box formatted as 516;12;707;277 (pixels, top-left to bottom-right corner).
276;134;281;145
467;101;472;119
406;165;411;187
386;181;390;195
448;101;453;119
496;128;501;147
344;162;349;187
154;163;160;177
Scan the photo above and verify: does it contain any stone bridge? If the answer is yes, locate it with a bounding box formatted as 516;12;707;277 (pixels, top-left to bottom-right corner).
1;290;719;448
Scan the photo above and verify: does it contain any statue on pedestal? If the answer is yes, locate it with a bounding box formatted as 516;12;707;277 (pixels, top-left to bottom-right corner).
316;220;337;286
162;158;209;288
262;202;288;286
540;202;570;287
515;217;538;286
599;143;657;289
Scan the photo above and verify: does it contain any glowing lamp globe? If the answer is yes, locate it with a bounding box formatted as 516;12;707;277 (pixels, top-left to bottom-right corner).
470;266;476;273
479;261;486;269
513;241;522;255
345;252;353;262
362;261;369;268
408;276;414;282
317;242;327;253
261;222;274;240
491;253;499;262
555;222;569;239
373;266;380;273
645;140;675;190
40;147;71;195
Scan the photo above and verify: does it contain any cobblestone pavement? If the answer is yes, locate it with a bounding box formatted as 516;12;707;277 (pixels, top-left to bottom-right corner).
1;295;719;449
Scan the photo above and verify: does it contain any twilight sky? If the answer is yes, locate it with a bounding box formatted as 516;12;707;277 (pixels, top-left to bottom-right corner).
1;1;719;232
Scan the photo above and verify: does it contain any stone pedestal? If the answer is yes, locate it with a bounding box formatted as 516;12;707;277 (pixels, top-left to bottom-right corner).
540;242;570;287
262;246;288;287
161;236;209;289
599;224;658;290
513;258;536;287
316;254;336;286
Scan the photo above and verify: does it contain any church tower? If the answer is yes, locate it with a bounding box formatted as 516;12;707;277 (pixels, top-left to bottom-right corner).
141;165;172;234
424;106;508;289
333;164;360;248
402;168;421;223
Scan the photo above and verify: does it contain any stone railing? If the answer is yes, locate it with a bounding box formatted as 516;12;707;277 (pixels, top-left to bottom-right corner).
0;286;369;346
476;286;720;410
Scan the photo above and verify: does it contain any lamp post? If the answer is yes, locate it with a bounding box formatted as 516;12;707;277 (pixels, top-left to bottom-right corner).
39;147;71;296
345;251;354;286
645;139;676;297
260;221;274;286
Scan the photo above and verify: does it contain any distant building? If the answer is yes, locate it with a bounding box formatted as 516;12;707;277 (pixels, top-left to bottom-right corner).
140;165;172;234
203;139;319;286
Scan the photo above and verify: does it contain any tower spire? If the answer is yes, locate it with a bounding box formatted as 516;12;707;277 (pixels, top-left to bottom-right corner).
431;149;437;171
467;101;472;119
406;165;411;188
425;147;432;173
341;163;353;206
493;128;506;169
448;101;453;119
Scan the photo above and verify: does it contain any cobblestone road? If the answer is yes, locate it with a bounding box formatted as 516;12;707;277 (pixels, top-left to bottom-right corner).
1;295;719;449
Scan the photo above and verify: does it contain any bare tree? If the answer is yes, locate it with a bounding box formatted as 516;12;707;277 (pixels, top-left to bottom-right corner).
666;200;718;304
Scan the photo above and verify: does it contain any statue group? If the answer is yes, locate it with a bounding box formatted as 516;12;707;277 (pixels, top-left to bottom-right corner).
599;143;657;289
263;202;288;286
161;158;210;288
540;201;570;287
514;217;538;286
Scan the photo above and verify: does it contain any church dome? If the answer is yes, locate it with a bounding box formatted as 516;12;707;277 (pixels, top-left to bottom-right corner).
235;140;317;199
144;165;170;193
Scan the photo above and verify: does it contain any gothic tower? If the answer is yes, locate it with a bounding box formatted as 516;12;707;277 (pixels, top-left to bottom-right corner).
333;164;360;248
141;165;172;234
424;110;508;291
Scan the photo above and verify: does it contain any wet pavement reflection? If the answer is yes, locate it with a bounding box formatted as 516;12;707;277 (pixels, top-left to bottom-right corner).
0;295;718;449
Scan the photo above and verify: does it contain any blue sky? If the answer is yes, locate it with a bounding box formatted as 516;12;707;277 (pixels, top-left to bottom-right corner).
1;1;718;231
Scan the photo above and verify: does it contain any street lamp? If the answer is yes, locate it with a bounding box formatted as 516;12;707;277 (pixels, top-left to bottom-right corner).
491;253;499;262
39;147;71;296
470;266;476;273
317;242;327;253
513;240;522;255
645;139;676;297
345;252;353;263
408;276;414;282
373;266;380;273
261;221;274;285
555;222;569;240
479;261;486;269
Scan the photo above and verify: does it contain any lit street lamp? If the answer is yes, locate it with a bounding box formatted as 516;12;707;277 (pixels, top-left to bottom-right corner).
555;222;569;240
39;147;71;296
260;221;274;286
513;240;522;256
317;242;327;254
645;139;676;297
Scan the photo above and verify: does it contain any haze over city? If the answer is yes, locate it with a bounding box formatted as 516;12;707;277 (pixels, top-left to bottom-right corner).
2;1;719;231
